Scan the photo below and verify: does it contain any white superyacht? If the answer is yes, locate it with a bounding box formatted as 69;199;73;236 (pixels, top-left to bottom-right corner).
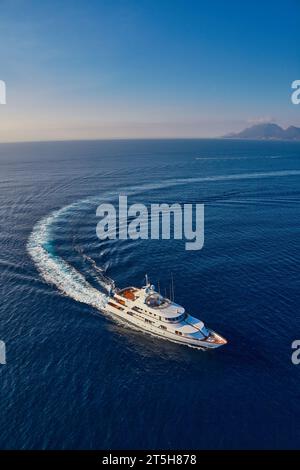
103;275;227;350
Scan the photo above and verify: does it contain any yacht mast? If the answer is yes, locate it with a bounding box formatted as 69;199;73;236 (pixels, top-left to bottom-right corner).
171;272;175;301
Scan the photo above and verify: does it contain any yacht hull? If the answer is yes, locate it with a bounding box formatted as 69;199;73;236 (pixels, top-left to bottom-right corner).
102;303;225;350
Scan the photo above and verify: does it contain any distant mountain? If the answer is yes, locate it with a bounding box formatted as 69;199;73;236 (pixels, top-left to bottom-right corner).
283;125;300;140
224;123;300;141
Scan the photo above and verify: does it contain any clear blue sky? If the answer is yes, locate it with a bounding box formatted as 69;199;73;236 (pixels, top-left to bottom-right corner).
0;0;299;141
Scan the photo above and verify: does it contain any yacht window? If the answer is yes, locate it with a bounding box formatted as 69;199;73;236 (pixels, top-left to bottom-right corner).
167;313;186;322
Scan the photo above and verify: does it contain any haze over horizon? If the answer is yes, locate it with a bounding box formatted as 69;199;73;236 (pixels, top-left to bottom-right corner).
0;0;299;143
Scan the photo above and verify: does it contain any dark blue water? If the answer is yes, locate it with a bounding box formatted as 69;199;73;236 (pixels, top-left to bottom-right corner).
0;139;300;449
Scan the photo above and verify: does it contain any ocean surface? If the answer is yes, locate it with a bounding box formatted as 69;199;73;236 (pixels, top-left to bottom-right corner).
0;139;300;449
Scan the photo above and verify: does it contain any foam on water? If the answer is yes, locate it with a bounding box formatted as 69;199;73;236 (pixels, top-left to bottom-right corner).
27;202;109;310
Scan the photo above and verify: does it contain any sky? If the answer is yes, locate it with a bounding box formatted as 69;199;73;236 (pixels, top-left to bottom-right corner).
0;0;299;142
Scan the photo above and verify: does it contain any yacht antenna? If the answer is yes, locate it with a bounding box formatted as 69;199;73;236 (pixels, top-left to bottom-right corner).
157;280;161;295
145;273;149;286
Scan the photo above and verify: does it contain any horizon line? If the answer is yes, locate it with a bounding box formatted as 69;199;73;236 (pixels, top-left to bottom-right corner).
1;136;300;146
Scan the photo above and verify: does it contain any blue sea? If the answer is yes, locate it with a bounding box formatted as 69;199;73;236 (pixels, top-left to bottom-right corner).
0;139;300;449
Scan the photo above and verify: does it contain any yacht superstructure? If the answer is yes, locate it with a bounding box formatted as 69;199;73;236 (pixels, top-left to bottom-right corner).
103;276;227;350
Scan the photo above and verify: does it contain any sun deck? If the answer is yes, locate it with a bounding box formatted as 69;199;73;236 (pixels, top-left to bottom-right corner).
117;287;139;301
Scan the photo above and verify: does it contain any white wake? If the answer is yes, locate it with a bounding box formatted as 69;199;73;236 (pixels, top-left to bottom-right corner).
27;203;108;310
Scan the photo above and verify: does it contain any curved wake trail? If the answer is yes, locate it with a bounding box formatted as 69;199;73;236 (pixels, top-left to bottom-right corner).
27;169;300;314
27;205;108;311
